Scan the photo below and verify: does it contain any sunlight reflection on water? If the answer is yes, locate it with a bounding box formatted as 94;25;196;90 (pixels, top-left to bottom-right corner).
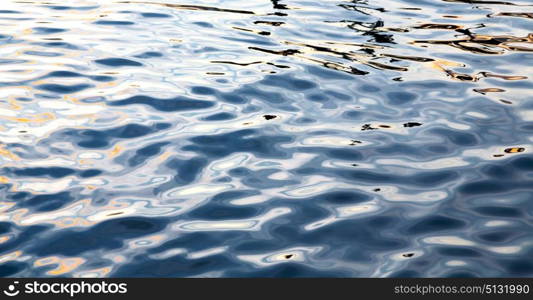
0;0;532;277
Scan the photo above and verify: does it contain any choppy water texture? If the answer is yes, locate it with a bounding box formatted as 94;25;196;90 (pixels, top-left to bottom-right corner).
0;0;532;278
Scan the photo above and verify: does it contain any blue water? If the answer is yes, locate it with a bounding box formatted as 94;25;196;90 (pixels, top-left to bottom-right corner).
0;0;532;278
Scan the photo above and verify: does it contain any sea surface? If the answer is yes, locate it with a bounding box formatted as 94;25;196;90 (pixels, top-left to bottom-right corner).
0;0;532;278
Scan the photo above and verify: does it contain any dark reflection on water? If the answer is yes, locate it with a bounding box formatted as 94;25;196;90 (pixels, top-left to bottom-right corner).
0;0;532;277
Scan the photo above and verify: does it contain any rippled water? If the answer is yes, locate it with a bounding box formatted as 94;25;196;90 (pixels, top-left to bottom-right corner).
0;0;532;278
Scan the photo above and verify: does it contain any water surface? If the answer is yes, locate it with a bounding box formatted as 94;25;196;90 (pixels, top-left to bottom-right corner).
0;0;532;277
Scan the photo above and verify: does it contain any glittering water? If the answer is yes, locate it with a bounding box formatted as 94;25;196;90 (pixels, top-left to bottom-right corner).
0;0;532;278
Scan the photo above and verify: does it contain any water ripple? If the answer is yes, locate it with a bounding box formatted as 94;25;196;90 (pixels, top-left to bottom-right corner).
0;0;531;278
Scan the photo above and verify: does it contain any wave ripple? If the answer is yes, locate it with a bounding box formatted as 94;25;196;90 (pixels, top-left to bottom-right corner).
0;0;532;278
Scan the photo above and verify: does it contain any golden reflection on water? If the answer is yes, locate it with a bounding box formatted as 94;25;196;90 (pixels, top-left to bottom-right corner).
0;236;11;244
35;256;86;276
0;251;22;264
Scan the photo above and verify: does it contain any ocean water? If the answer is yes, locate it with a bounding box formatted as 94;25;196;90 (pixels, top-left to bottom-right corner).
0;0;532;278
